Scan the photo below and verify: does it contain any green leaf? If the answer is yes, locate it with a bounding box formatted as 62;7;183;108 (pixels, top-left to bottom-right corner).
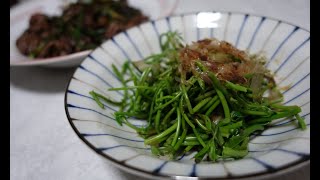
222;147;248;159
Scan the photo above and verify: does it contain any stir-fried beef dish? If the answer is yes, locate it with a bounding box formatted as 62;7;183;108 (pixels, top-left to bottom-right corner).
16;0;148;59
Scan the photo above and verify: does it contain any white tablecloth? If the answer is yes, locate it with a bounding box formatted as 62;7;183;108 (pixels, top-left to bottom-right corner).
10;0;310;179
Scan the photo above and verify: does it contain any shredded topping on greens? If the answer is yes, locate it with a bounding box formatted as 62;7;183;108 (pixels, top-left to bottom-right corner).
90;31;306;163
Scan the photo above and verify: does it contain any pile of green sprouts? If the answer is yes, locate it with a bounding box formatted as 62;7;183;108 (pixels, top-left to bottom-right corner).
90;31;306;162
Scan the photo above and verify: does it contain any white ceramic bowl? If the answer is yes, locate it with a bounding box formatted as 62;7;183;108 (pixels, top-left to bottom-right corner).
64;12;310;179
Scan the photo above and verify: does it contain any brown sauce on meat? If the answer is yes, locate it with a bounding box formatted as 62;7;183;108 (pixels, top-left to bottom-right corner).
16;0;148;59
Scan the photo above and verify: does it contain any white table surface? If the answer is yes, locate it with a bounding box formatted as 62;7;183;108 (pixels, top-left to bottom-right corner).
10;0;310;179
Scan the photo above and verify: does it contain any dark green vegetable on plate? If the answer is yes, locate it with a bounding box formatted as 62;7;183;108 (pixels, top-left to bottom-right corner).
90;31;306;163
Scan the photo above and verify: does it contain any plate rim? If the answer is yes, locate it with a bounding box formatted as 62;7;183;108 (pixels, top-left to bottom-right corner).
64;11;310;179
10;50;91;66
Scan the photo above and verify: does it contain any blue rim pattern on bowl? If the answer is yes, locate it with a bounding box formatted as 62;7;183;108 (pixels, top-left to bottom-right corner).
64;11;310;179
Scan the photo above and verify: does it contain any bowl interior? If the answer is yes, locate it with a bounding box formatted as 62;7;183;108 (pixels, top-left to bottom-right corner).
65;12;310;178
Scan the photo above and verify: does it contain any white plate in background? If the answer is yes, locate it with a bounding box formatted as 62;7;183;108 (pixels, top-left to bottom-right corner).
10;0;179;68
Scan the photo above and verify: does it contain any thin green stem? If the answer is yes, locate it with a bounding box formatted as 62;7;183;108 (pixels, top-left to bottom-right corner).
192;97;212;113
171;108;182;146
216;89;230;119
192;128;206;147
144;122;178;145
205;99;221;116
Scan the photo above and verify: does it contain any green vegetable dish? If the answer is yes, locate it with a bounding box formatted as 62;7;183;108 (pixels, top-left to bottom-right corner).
90;31;306;163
